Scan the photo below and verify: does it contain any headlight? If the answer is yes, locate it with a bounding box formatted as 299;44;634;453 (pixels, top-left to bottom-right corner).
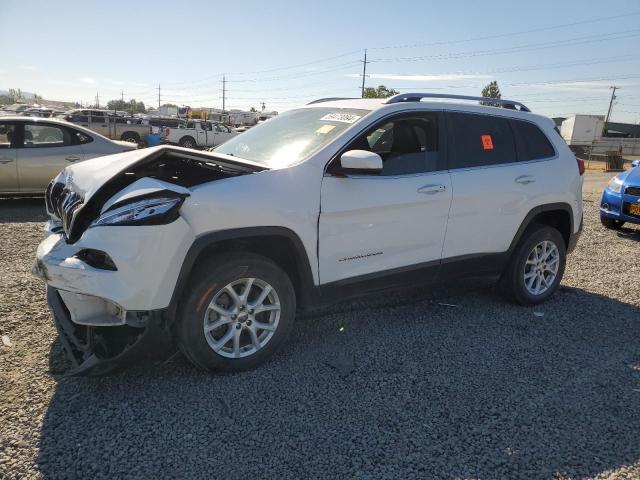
91;195;186;227
606;177;623;194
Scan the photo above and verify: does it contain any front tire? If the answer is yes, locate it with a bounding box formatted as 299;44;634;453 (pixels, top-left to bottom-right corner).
500;225;566;306
600;216;624;230
176;253;296;373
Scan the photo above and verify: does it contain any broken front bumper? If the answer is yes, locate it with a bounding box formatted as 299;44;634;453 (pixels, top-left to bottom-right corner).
46;287;173;376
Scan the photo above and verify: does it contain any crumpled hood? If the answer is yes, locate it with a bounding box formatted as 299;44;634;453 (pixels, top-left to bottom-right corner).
52;145;266;204
47;145;267;243
56;146;161;201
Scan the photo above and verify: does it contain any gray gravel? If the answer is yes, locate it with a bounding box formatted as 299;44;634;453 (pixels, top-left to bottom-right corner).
1;174;639;480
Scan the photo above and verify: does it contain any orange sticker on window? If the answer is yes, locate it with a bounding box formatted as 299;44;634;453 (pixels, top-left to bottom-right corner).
481;135;493;150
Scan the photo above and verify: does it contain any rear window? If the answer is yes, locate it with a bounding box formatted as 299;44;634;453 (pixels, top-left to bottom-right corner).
449;112;516;169
510;120;555;161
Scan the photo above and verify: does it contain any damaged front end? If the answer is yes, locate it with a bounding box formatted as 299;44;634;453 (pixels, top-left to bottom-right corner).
47;287;173;376
37;147;267;376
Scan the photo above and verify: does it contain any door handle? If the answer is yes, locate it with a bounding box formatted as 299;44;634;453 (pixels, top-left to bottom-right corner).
0;157;14;164
65;155;81;162
515;175;535;185
417;184;447;194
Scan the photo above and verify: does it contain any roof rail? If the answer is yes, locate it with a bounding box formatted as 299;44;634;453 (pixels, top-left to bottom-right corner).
307;97;358;105
384;93;531;112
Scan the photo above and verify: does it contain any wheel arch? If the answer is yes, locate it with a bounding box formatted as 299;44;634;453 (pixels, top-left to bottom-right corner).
166;227;317;323
508;202;575;256
120;131;140;141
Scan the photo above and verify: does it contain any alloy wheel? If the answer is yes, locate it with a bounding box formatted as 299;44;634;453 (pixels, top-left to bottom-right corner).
203;278;281;358
523;240;560;295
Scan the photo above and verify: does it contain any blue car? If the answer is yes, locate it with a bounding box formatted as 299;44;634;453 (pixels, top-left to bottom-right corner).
600;159;640;229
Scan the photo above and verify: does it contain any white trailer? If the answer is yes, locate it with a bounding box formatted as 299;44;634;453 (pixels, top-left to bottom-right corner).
560;115;605;146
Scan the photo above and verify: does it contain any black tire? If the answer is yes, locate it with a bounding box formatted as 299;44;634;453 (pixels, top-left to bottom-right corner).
600;216;625;230
175;253;296;373
499;224;566;306
179;136;196;149
121;132;140;144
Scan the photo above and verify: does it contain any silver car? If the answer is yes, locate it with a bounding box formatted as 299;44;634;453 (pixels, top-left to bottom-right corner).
0;117;137;195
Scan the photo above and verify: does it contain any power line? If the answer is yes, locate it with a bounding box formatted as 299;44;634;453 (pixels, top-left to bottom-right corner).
162;49;362;87
604;86;619;134
371;29;640;63
360;49;369;98
369;11;640;50
222;75;226;112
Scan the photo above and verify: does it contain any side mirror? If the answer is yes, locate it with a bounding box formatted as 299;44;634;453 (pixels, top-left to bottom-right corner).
340;150;383;174
632;160;639;168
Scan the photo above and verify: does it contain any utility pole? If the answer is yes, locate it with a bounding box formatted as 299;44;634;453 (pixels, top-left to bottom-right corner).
157;84;161;109
360;49;369;98
95;92;99;108
603;86;618;137
121;90;124;103
222;75;226;112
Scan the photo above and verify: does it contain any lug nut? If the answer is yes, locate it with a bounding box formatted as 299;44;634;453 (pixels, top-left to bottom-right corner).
236;323;242;329
246;320;252;326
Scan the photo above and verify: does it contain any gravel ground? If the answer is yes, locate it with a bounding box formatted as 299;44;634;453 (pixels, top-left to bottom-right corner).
1;173;639;480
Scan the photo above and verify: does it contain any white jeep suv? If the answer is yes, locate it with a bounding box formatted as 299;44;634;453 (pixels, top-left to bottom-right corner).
34;93;583;375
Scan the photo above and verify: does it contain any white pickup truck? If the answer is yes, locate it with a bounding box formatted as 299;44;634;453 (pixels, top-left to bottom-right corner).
162;120;238;149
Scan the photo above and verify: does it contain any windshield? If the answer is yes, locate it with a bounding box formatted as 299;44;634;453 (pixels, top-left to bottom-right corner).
214;107;370;168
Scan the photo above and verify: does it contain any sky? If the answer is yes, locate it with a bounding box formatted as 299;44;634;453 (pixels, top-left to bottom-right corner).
1;0;639;122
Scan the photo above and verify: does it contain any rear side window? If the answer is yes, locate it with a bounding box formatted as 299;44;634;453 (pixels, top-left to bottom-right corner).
70;128;93;144
510;120;555;161
23;124;72;148
449;112;516;169
0;123;16;149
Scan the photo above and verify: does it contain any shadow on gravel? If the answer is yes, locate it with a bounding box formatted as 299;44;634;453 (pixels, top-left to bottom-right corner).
37;286;640;479
0;198;47;223
616;226;640;242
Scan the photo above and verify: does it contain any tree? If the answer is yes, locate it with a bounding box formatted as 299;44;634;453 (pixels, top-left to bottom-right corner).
106;98;146;114
249;106;257;113
6;88;23;103
480;81;501;107
363;85;399;99
161;103;178;108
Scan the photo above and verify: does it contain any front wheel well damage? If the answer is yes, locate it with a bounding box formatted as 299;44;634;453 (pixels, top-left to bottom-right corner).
166;229;315;326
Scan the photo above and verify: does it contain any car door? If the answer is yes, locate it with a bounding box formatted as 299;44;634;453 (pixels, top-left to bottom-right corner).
319;111;452;284
88;111;110;137
215;123;235;145
196;122;210;146
442;112;554;260
0;122;19;192
17;122;85;192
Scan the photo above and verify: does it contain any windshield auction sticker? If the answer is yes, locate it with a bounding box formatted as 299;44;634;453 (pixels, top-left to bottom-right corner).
320;113;361;124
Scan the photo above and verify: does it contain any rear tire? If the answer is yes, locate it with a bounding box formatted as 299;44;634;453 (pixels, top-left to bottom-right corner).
176;253;296;373
500;225;566;306
179;136;196;149
121;132;140;144
600;216;624;230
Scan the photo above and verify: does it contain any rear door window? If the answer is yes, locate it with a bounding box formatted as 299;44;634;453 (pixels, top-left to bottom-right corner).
23;123;72;148
510;120;555;161
449;112;516;169
0;123;16;148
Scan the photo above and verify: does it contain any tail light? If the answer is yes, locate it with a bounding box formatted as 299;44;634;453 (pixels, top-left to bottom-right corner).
165;127;170;137
576;157;585;176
